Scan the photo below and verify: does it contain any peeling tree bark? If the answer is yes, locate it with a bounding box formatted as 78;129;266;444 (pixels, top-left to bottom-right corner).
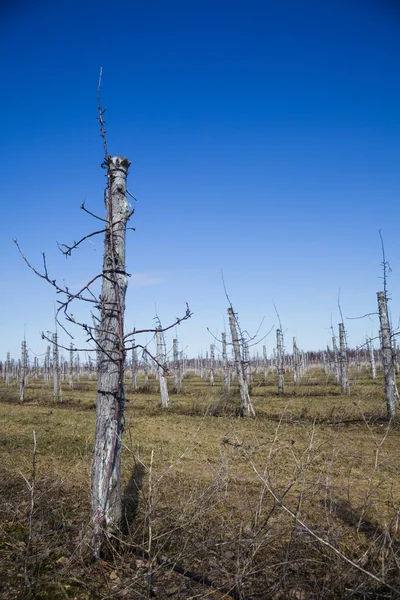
377;291;397;418
91;156;131;559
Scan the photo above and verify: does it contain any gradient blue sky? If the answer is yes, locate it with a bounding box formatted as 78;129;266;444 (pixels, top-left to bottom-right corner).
1;0;400;361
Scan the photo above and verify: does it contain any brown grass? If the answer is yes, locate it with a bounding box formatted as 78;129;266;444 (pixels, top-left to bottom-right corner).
0;368;399;599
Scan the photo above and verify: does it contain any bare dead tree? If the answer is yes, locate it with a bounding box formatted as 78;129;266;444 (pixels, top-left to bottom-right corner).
338;323;349;394
209;344;215;386
228;307;255;416
276;329;285;393
43;346;49;385
52;333;61;402
5;352;10;387
377;291;397;418
156;326;170;407
331;328;340;384
14;75;191;559
262;345;268;382
172;338;181;392
367;337;376;379
20;340;27;402
69;343;74;389
292;337;299;385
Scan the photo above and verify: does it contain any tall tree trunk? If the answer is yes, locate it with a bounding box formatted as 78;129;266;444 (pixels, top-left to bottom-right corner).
44;345;50;385
293;337;299;385
262;345;268;382
156;327;170;407
69;343;74;389
332;333;340;384
377;291;397;418
393;338;399;375
227;308;255;416
91;156;131;558
20;341;27;402
53;333;61;402
339;323;349;394
276;329;285;393
368;337;376;379
209;344;215;386
173;338;181;392
5;352;10;387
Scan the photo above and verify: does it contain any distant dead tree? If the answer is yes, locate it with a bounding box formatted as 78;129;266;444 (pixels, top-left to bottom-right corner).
377;232;398;417
155;324;170;407
262;345;268;382
227;307;255;416
377;291;397;418
338;323;349;394
331;328;340;384
173;338;181;392
19;340;27;402
14;71;191;559
367;337;376;379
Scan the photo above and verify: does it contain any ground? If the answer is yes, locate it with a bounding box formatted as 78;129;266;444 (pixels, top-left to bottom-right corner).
0;367;399;599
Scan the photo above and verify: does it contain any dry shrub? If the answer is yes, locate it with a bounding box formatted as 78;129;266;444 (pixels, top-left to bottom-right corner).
0;370;399;598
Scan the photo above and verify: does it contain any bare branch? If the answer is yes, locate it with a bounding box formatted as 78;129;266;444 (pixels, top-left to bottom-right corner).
245;449;400;595
81;200;107;222
379;229;391;299
124;304;192;341
57;228;106;256
97;67;109;160
126;189;138;201
14;239;100;307
337;287;345;325
272;301;283;332
125;343;170;374
247;323;275;348
41;332;97;353
347;312;378;320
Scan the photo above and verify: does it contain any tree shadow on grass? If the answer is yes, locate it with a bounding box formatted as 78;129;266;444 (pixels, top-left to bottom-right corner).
121;461;146;534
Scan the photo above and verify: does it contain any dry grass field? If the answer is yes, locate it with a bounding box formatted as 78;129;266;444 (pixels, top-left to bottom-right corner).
0;368;399;599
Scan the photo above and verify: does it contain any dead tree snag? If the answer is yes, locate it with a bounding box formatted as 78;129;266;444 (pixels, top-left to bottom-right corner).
91;156;131;556
377;291;397;418
228;307;255;416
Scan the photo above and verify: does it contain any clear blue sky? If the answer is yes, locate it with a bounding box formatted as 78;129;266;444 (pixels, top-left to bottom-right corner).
1;0;400;362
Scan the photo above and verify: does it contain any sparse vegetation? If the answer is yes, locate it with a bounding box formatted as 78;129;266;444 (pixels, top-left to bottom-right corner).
0;367;399;599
